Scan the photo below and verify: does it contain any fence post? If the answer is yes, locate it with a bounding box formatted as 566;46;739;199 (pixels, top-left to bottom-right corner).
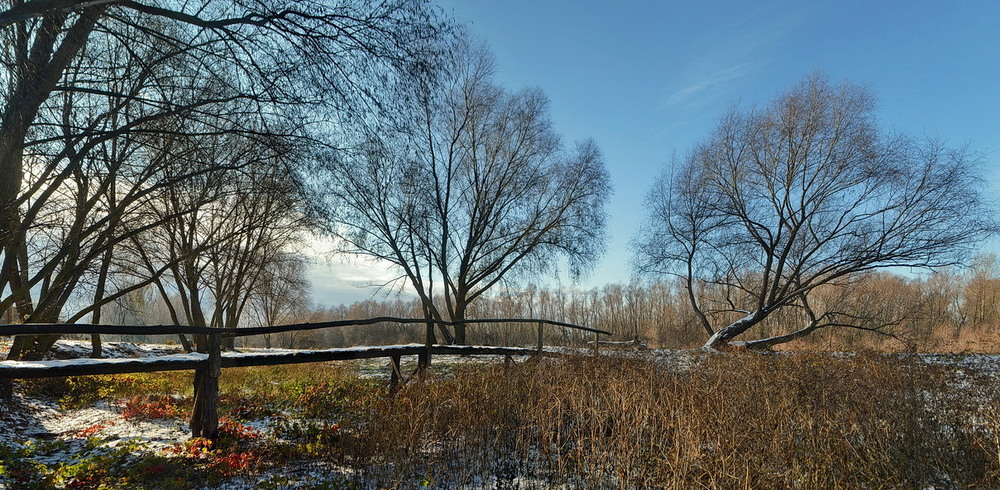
419;322;433;370
389;354;402;393
536;322;544;354
191;332;221;440
593;332;601;355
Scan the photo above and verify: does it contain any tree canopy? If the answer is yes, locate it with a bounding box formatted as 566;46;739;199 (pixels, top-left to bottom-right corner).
633;73;996;350
319;43;610;344
0;0;453;359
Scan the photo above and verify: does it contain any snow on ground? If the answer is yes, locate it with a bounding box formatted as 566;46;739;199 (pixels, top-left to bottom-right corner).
917;352;1000;376
0;339;197;470
0;338;184;361
0;353;209;371
0;339;190;449
47;339;183;359
0;394;188;453
0;341;543;465
2;342;1000;487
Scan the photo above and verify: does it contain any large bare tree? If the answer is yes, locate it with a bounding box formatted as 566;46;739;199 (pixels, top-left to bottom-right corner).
321;44;611;344
126;133;306;352
0;0;451;360
633;73;995;350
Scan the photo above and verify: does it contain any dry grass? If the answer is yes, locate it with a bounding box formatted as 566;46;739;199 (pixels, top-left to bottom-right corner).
324;353;1000;488
12;353;1000;487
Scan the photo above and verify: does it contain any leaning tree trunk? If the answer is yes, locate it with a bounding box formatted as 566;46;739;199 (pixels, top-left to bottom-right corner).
178;334;193;353
741;321;823;351
421;302;454;345
703;312;764;350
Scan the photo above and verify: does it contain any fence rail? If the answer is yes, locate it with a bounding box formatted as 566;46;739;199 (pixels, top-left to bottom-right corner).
0;317;611;337
0;317;610;440
0;344;557;378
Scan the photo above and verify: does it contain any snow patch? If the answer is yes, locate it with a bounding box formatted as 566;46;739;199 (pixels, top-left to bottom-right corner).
0;353;208;371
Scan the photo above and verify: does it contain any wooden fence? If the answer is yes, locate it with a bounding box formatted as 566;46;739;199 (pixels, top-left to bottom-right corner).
0;318;611;439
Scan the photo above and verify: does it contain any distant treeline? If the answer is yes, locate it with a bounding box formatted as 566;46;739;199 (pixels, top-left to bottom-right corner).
256;255;1000;353
44;253;999;353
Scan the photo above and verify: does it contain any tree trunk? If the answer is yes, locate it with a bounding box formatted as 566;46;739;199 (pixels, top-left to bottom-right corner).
178;334;193;353
452;301;468;345
389;354;402;393
703;313;762;350
420;302;453;345
89;223;116;359
741;321;822;350
9;333;62;361
0;142;23;278
190;333;221;439
419;321;435;370
437;324;455;345
90;334;102;358
0;8;105;364
193;334;208;353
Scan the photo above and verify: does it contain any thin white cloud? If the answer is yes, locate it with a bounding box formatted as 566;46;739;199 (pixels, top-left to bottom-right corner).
662;63;751;108
301;237;415;306
658;1;809;111
307;257;415;307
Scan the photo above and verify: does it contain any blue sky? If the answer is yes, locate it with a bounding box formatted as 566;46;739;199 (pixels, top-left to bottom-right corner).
310;0;1000;305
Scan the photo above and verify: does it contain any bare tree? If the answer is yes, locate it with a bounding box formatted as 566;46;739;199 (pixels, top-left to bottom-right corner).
960;252;1000;329
3;39;263;358
1;0;440;258
131;138;306;352
248;253;311;349
320;43;610;344
634;73;995;350
0;0;451;361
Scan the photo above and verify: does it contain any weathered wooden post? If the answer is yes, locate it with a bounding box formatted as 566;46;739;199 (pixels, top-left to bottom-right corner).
593;331;601;354
536;321;544;354
191;332;221;440
389;354;402;392
418;321;433;369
